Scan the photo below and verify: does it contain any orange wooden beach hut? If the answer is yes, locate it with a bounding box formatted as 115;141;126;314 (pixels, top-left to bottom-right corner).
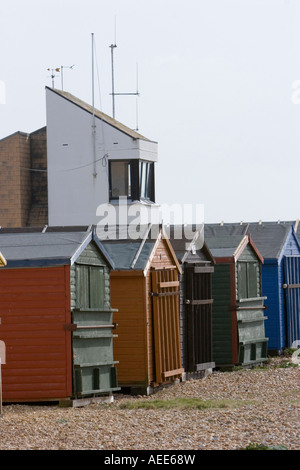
100;225;183;395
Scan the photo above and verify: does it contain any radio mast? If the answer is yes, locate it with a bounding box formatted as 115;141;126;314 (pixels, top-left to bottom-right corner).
109;19;140;130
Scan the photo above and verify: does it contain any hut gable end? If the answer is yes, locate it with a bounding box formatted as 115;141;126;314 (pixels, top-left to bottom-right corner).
282;229;300;258
150;238;176;269
74;240;109;267
238;243;260;262
70;240;111;311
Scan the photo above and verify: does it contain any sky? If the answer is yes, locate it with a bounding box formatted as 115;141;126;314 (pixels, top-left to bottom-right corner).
1;0;300;224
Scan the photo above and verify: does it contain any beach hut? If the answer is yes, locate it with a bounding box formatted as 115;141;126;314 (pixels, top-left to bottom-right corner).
0;227;119;405
167;225;215;378
242;221;300;353
100;224;183;395
204;224;268;368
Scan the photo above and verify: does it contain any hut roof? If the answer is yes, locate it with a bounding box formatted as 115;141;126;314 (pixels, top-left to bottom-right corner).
0;228;114;268
101;239;155;270
99;224;181;272
167;224;215;264
204;223;263;262
204;221;300;261
245;222;296;260
204;224;247;258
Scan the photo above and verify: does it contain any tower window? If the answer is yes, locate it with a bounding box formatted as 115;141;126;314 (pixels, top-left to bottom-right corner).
109;159;155;202
109;161;131;198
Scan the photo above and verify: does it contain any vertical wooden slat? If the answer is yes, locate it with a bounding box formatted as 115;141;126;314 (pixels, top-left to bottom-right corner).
0;266;72;401
151;270;162;383
284;256;300;346
185;265;214;371
195;272;200;363
89;267;105;309
168;269;174;374
173;269;181;369
162;271;169;372
151;268;182;383
186;267;195;371
64;265;73;398
167;270;173;372
230;263;239;364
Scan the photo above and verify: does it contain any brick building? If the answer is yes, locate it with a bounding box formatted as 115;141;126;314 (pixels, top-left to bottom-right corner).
0;127;48;228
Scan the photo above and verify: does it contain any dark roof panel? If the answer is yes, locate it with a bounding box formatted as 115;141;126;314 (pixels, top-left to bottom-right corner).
204;224;246;257
0;231;93;267
167;224;214;264
246;222;292;259
101;239;155;270
204;222;298;260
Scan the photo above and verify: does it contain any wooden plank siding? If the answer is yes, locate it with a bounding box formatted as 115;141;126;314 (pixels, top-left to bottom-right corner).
184;264;214;373
211;263;234;366
70;241;111;311
261;263;281;351
150;238;176;269
0;266;72;401
150;268;182;384
108;236;182;393
149;237;182;386
109;273;148;387
69;240;119;397
145;270;154;385
236;244;262;300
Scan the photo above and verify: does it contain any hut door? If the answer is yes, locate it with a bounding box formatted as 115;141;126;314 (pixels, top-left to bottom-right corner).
71;265;119;398
185;264;214;371
283;256;300;347
151;268;184;384
236;260;268;365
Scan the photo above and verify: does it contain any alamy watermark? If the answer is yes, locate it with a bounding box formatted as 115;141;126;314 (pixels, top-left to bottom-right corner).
0;81;5;104
95;199;205;250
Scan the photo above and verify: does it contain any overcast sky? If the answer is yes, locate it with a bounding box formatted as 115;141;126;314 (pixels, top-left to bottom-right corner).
1;0;300;224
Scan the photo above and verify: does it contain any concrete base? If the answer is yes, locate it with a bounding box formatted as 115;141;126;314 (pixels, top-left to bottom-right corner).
59;392;114;408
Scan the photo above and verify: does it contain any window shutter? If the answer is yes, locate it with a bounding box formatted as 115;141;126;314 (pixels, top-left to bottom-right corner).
76;265;105;309
247;262;258;298
76;265;90;309
238;263;247;299
89;267;105;309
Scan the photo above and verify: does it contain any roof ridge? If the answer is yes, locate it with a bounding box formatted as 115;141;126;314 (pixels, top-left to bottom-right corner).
46;86;154;142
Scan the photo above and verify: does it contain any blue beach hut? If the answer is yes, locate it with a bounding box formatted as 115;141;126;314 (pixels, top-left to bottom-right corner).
228;221;300;354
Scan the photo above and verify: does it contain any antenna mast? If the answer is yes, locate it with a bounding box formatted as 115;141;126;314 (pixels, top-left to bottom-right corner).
110;43;117;119
109;18;140;129
61;64;75;91
47;67;60;88
91;33;97;178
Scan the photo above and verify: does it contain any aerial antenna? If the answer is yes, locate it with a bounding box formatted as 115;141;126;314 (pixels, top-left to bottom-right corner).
109;44;117;119
61;64;75;91
135;63;139;131
91;33;97;178
109;17;140;129
47;67;60;88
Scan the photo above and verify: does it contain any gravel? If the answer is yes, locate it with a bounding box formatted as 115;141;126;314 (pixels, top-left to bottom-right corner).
0;357;299;451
